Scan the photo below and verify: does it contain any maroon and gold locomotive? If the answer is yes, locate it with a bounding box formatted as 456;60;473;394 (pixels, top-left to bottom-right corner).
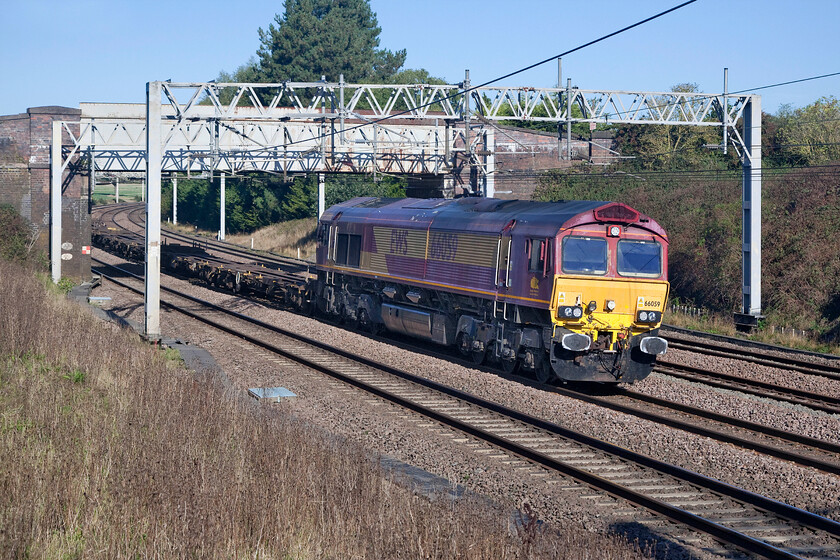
314;197;669;383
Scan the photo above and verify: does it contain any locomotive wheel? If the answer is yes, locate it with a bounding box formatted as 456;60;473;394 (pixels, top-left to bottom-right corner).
335;305;347;325
534;358;553;384
297;298;314;317
470;347;486;366
456;333;472;357
500;356;519;375
355;309;377;334
320;304;341;325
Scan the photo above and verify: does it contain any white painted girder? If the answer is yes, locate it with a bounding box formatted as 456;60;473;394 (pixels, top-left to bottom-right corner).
155;81;752;126
72;117;459;175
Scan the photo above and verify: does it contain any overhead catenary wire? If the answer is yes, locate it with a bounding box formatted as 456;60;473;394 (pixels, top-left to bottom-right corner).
500;163;840;181
572;70;840;124
249;0;699;153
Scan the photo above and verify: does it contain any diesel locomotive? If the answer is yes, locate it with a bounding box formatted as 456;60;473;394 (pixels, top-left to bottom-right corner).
313;197;670;383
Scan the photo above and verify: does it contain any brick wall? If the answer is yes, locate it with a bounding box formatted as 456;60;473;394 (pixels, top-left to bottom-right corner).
490;126;594;199
413;125;618;200
0;107;90;281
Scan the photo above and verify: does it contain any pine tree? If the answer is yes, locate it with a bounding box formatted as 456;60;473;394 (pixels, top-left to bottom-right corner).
281;176;318;219
256;0;406;83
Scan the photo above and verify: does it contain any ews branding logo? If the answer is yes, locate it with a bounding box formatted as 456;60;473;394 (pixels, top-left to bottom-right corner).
390;230;408;255
389;229;459;261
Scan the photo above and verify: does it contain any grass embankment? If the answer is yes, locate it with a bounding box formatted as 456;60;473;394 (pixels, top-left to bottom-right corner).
92;183;144;205
666;311;840;356
165;217;317;260
0;259;648;559
225;218;317;260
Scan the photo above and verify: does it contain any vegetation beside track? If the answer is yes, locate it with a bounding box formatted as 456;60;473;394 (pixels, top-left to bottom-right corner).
535;162;840;344
0;256;650;559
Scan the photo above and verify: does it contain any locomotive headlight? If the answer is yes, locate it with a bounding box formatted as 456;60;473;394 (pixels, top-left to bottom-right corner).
608;225;621;237
558;306;584;320
636;310;661;323
605;300;616;311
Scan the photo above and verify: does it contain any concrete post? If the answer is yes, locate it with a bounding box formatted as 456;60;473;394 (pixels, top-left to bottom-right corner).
566;78;572;161
89;149;95;214
484;130;495;198
722;68;729;156
50;121;62;284
339;74;346;142
115;177;120;203
463;69;472;193
145;81;163;340
557;58;563;160
742;96;762;317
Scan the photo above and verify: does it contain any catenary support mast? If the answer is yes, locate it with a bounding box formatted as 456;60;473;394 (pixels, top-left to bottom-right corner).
144;81;162;341
739;96;762;323
50;122;62;283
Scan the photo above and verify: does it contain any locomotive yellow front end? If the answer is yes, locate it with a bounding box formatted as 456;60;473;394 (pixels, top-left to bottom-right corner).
547;204;670;383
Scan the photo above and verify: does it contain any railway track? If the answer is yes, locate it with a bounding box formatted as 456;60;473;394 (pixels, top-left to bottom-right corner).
662;329;840;382
653;360;840;415
552;385;840;476
91;256;840;559
364;329;840;477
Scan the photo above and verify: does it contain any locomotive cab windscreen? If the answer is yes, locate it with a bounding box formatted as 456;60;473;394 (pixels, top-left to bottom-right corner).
548;203;669;381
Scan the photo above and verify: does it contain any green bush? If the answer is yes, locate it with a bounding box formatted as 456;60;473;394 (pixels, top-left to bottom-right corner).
0;205;36;265
534;163;840;340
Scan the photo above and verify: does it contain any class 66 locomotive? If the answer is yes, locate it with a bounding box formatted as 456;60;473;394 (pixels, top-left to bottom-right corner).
314;197;669;384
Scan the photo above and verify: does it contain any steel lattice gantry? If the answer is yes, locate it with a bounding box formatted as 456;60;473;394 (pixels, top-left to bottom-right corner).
48;78;760;338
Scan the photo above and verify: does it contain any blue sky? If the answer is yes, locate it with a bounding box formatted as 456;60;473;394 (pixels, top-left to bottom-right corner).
2;0;838;116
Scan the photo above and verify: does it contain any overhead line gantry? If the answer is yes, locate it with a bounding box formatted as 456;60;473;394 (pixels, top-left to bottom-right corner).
49;71;762;338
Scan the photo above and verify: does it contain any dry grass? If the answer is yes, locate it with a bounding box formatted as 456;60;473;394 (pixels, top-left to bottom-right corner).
226;218;317;261
666;311;840;356
0;259;650;559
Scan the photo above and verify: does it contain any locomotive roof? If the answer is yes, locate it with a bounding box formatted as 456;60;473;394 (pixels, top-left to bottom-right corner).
322;197;665;238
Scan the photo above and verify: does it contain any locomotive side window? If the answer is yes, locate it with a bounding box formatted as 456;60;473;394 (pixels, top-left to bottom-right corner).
335;233;362;268
317;223;329;245
335;234;348;265
561;237;607;275
527;238;551;276
617;240;661;277
347;234;361;267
